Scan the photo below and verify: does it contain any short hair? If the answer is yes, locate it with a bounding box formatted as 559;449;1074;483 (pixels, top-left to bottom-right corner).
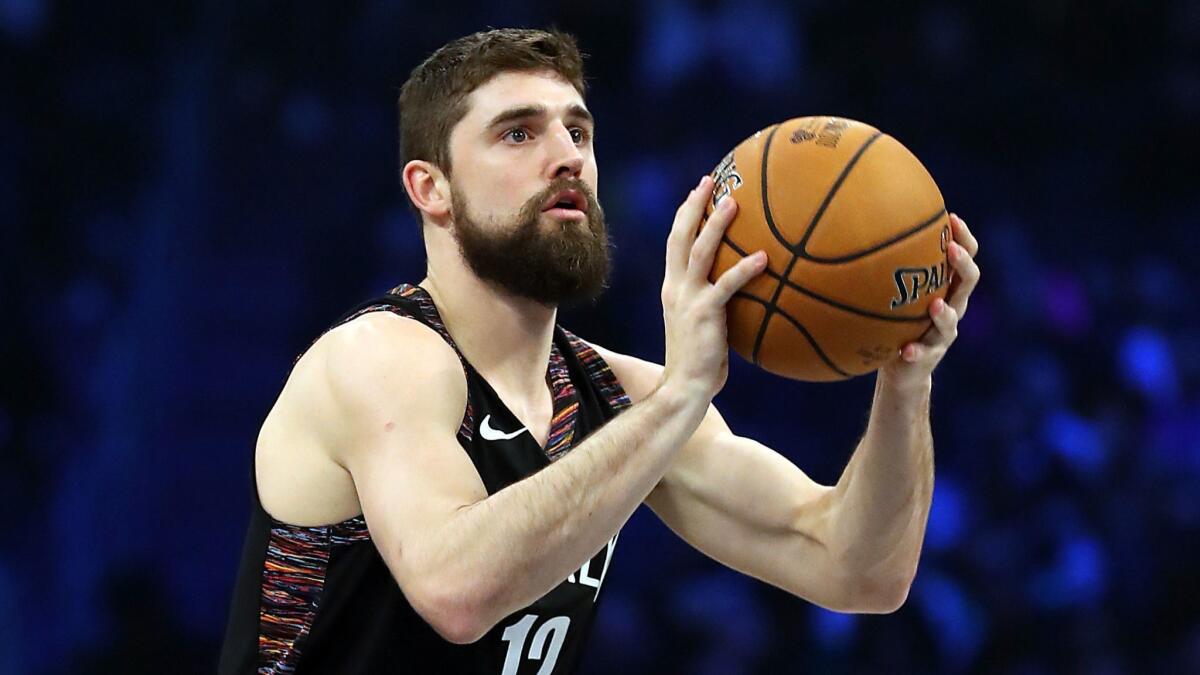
398;28;588;179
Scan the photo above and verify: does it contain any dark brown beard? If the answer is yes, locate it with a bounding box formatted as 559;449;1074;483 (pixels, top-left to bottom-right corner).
450;177;611;307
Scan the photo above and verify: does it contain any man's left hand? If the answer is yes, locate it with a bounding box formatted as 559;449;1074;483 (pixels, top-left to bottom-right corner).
880;212;981;389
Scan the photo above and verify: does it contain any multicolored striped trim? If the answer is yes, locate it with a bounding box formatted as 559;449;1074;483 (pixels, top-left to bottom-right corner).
544;341;580;461
562;329;634;415
257;518;369;673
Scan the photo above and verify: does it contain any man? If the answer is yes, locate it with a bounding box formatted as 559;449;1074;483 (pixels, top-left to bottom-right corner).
219;28;981;674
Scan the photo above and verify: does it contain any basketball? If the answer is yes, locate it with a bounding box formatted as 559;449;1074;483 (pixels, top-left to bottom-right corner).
705;116;951;382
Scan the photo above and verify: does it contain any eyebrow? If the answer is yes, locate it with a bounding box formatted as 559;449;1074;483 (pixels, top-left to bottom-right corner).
486;103;594;129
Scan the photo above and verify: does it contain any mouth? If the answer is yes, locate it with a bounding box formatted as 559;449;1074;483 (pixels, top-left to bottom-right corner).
541;188;588;218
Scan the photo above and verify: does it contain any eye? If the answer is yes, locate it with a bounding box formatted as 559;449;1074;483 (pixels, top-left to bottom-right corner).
569;127;590;144
503;127;530;144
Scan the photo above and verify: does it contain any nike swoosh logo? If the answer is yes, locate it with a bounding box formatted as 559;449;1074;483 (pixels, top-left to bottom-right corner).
479;414;528;441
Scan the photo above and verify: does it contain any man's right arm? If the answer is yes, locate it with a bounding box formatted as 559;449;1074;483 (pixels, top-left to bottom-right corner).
313;312;709;644
306;176;765;644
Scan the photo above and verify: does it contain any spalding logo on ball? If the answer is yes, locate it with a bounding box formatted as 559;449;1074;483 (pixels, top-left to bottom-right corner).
704;116;951;382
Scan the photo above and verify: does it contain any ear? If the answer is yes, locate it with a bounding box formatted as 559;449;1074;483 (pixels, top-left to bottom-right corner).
401;159;451;221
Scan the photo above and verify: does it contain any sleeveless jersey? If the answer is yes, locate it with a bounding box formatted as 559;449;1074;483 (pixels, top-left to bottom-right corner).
219;283;633;674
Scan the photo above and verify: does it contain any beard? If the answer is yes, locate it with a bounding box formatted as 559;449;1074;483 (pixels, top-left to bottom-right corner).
450;177;611;307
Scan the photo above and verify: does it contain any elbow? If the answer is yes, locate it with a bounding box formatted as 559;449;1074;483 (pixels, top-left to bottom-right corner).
824;540;921;614
861;577;913;614
406;577;499;644
843;571;915;614
803;567;913;615
425;609;491;646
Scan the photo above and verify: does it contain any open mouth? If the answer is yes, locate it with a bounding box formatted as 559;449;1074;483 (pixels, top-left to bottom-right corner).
541;188;588;217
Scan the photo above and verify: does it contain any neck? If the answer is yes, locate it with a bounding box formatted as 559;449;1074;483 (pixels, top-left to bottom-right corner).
420;253;557;403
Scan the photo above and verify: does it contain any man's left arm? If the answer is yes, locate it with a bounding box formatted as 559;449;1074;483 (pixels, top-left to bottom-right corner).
597;213;980;614
831;211;980;602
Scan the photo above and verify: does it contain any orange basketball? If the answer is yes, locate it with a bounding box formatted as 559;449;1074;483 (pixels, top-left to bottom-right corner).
704;116;951;382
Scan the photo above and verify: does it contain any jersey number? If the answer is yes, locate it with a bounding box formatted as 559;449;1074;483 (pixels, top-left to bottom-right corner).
500;613;570;675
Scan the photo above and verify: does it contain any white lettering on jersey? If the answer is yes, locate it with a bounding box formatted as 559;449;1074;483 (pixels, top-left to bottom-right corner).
564;533;618;601
500;614;571;675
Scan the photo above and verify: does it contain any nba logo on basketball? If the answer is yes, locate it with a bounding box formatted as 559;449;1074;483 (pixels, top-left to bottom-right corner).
709;151;743;207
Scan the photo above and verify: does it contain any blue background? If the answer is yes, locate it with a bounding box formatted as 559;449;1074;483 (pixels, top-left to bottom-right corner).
4;1;1200;673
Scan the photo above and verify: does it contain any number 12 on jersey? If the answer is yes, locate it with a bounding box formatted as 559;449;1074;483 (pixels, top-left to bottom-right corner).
500;613;570;675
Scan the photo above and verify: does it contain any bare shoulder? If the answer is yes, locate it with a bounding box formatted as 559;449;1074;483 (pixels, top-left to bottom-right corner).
308;311;467;453
583;340;664;404
255;311;468;525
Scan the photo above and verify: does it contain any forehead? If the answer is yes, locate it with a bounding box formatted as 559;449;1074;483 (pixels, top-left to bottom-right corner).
460;70;587;126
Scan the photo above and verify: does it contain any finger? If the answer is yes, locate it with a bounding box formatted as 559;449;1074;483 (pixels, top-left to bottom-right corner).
666;176;713;281
900;342;924;363
950;213;979;258
899;300;955;363
689;196;738;283
900;339;947;364
946;241;980;315
711;250;768;304
928;297;959;343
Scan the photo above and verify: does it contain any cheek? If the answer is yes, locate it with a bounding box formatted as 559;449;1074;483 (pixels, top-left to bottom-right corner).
484;163;535;206
583;159;599;194
462;177;525;219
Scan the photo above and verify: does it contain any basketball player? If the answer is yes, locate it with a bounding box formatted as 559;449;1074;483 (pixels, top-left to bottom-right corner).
219;28;981;674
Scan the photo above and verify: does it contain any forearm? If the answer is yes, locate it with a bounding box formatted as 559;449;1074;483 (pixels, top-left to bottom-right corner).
828;370;935;584
428;381;708;630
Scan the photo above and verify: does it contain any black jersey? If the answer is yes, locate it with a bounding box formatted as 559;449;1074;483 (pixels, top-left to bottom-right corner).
219;283;632;674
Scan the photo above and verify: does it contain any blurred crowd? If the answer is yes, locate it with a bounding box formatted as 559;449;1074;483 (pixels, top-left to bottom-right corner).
3;1;1198;673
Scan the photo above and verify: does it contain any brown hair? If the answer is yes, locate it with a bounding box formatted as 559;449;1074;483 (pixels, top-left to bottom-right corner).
398;28;587;178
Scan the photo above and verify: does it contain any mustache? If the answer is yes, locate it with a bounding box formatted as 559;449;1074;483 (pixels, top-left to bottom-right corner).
522;178;603;225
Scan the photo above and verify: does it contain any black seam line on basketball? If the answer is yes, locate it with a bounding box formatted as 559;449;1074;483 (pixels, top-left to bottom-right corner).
721;235;783;282
771;308;853;378
720;235;757;261
752;250;800;366
721;235;925;323
732;291;769;307
798;208;948;264
796;131;884;254
784;279;929;323
758;124;795;251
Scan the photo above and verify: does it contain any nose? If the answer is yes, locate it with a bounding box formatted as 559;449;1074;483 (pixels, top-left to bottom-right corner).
546;122;584;180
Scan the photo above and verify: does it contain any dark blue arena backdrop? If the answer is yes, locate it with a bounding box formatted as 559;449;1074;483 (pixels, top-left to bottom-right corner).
4;1;1200;673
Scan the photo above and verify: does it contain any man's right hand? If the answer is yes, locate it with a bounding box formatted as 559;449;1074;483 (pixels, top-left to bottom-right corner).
660;175;768;400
